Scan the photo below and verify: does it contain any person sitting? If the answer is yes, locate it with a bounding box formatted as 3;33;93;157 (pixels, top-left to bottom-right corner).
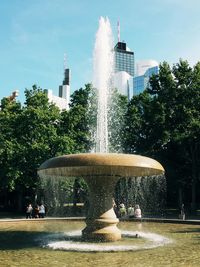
134;204;142;219
127;204;135;218
119;203;127;218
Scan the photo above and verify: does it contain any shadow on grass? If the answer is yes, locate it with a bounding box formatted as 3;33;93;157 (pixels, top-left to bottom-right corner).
172;227;200;234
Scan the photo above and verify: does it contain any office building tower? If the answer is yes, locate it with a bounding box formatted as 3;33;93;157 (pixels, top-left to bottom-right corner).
133;60;159;95
59;68;70;103
114;41;134;99
45;65;70;111
114;41;135;76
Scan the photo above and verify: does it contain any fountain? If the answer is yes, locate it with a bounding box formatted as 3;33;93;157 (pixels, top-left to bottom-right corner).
38;153;164;242
38;17;164;242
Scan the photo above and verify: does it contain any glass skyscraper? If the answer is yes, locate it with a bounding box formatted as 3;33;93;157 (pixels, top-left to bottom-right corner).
133;65;159;95
114;42;134;76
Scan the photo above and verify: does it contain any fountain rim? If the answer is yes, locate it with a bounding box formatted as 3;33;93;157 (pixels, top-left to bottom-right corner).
38;153;164;178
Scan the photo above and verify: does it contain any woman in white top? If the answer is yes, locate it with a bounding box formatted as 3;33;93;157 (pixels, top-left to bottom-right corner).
26;204;33;219
134;204;142;218
39;204;45;218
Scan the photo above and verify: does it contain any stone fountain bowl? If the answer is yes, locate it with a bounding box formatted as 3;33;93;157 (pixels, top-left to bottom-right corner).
38;153;164;242
38;153;164;178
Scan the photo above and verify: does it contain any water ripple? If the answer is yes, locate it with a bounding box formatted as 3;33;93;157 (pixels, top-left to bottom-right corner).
43;230;172;252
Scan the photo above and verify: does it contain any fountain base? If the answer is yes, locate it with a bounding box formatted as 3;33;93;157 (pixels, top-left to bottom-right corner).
82;218;121;242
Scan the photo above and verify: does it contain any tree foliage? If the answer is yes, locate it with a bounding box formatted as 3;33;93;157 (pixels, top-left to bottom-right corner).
124;60;200;209
60;84;94;153
0;85;74;209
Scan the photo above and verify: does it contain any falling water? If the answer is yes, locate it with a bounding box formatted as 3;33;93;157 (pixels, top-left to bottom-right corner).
93;17;114;153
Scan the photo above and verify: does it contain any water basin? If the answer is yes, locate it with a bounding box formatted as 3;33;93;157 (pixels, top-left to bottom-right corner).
0;219;199;267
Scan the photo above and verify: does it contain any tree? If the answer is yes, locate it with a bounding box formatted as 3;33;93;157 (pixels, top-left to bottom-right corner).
123;91;152;154
60;84;94;153
123;60;200;210
147;60;200;209
0;85;75;210
18;86;75;204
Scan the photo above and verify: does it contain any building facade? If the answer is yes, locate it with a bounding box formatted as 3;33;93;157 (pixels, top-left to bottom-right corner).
45;67;70;110
114;41;134;99
114;41;134;76
133;61;159;95
59;68;70;106
113;71;133;99
136;60;158;76
45;89;69;110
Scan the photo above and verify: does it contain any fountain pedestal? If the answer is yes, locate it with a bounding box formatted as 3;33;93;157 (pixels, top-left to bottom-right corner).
82;176;121;242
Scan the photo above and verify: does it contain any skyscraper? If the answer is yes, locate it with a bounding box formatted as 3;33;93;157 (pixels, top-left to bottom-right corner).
114;41;135;76
45;61;70;110
59;68;70;102
114;41;134;99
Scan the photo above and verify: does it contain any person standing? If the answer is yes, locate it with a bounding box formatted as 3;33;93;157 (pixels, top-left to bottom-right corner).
34;205;39;218
180;203;185;220
39;204;45;218
26;204;33;219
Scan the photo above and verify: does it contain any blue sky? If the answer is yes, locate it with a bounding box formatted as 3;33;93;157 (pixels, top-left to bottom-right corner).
0;0;200;104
